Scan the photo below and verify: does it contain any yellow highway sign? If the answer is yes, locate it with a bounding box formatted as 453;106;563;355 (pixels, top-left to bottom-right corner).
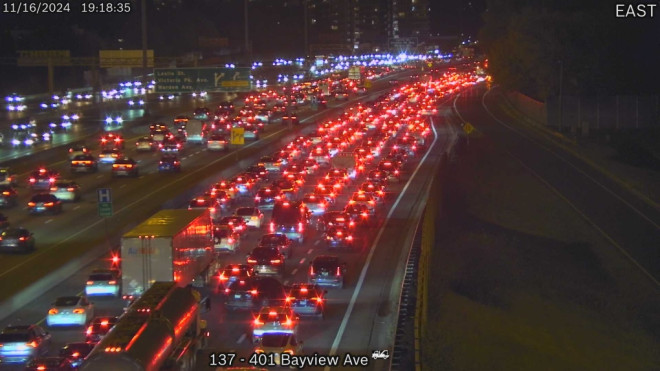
230;127;244;145
463;122;474;135
364;79;372;88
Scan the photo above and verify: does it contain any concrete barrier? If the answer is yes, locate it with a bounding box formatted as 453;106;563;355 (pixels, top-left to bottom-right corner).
504;91;547;125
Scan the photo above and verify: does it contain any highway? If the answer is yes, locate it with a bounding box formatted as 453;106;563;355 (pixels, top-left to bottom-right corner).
0;71;413;303
0;68;461;370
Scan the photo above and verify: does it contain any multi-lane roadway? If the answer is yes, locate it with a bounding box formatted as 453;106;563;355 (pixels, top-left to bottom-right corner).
0;67;464;371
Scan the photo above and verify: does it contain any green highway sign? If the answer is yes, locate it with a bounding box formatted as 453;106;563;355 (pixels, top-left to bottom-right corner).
98;203;113;217
154;67;251;93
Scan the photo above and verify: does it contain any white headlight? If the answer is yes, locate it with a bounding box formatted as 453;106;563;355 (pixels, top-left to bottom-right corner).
116;117;123;123
11;139;20;145
105;117;113;124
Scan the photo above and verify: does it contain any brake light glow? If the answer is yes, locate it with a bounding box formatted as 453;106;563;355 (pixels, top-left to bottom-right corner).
86;326;93;335
48;308;58;314
254;318;264;326
336;266;342;276
250;289;258;295
270;259;281;264
247;258;257;264
73;308;85;314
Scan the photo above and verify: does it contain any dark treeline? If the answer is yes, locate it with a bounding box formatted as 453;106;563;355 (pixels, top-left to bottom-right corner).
478;0;660;100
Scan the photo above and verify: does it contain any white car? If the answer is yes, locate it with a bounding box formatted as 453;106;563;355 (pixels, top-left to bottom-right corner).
234;207;264;228
47;296;94;327
206;134;228;151
49;180;81;202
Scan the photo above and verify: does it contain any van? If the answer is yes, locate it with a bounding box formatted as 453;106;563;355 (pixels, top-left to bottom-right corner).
184;119;206;144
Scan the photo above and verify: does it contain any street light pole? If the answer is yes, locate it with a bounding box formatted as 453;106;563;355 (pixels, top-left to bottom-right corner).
303;0;309;56
244;0;250;55
558;60;563;132
141;0;149;116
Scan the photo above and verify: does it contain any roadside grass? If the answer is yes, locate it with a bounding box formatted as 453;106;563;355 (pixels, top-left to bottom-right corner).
422;135;660;371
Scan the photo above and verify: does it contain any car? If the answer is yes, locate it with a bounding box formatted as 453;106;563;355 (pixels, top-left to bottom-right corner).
348;191;377;214
255;109;273;124
334;90;349;100
302;193;328;216
344;203;373;227
206;133;228;151
324;226;355;249
0;167;17;187
208;189;232;212
258;233;293;258
211;180;238;201
0;325;51;363
216;216;248;237
232;174;256;196
159;137;184;154
70;154;98;173
216;264;253;291
85;316;118;343
251;306;299;343
103;114;124;127
282;112;299;125
377;160;401;181
188;196;221;221
173;115;189;125
0;185;18;208
213;226;240;254
135;136;158;151
245;165;269;181
67;145;91;160
360;181;386;202
48;180;81;202
270;200;310;243
246;246;286;276
150;128;171;143
0;227;35;253
28;168;59;190
127;98;144;108
28;193;63;215
25;357;75;371
286;284;327;318
309;255;347;288
254;187;282;209
271;178;299;199
253;333;304;364
111;157;139;177
99;133;124;149
320;211;355;231
158;154;181;172
85;268;121;297
98;148;123;164
234;207;264;229
46;296;94;327
59;342;94;368
313;184;337;205
258;155;283;173
223;276;287;311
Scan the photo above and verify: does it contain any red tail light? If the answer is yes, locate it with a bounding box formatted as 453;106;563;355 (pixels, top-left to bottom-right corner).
336;266;342;276
253;317;264;326
86;326;93;335
298;222;303;233
250;289;258;295
310;265;315;276
108;280;117;285
270;259;281;264
269;222;275;233
247;258;257;264
27;202;36;207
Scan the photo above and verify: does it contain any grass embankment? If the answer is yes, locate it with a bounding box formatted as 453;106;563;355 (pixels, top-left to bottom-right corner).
422;133;660;371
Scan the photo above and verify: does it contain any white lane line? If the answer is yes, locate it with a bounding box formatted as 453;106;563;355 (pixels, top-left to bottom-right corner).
119;184;126;188
96;175;103;179
325;116;440;366
283;280;289;285
291;268;298;275
480;88;660;229
307;248;313;254
474;91;659;287
73;205;80;210
236;334;246;344
314;240;320;246
44;219;53;224
299;258;306;265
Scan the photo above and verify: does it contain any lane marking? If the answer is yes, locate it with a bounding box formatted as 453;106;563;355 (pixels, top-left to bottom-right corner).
468;91;660;287
314;240;320;246
291;268;298;275
307;248;313;254
479;89;660;230
237;334;246;344
44;219;53;224
119;184;126;188
325;114;440;365
96;175;103;179
73;205;80;210
299;258;306;265
283;280;289;285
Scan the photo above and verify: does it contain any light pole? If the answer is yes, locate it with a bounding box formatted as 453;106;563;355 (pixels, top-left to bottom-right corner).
244;0;250;55
303;0;309;56
141;0;149;116
558;60;563;132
